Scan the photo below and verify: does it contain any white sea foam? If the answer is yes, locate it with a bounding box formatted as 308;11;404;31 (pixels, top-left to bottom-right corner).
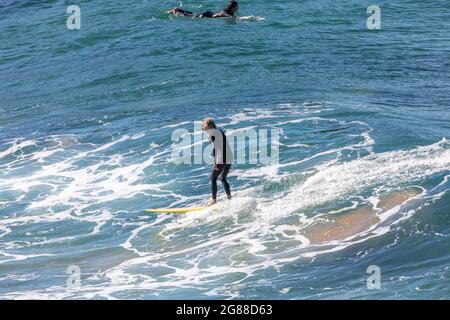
0;103;449;299
0;139;37;159
257;139;449;221
71;141;446;299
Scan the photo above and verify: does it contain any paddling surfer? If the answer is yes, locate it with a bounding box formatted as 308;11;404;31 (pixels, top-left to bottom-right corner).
168;0;239;18
202;118;233;206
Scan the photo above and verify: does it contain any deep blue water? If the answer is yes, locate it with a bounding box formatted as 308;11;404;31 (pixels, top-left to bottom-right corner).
0;0;449;299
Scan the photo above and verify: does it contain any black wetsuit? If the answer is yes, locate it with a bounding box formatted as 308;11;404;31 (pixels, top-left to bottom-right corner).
174;8;233;18
194;11;212;18
197;10;233;18
211;163;231;200
210;129;232;200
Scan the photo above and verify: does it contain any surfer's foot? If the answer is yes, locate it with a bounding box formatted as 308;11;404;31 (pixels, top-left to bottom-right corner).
208;199;217;206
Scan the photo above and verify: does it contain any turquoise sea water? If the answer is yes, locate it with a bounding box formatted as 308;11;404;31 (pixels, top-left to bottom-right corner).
0;0;449;299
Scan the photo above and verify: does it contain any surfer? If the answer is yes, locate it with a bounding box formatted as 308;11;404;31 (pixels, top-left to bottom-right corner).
202;118;233;206
168;0;239;18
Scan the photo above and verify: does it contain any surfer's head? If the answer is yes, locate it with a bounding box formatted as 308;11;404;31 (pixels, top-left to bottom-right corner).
225;0;239;16
202;118;217;131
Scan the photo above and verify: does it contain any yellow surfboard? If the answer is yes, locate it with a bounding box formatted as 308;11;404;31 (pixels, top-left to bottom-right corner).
145;207;208;214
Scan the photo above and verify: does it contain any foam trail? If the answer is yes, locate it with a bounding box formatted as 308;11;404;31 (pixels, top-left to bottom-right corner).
258;139;450;221
0;139;37;159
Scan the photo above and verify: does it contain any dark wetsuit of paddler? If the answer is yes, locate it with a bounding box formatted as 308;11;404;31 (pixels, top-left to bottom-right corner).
168;0;239;19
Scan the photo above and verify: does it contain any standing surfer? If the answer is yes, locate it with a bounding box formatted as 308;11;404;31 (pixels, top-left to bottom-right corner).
202;118;233;206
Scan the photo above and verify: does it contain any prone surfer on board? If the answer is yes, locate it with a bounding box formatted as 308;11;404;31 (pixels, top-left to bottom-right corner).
168;0;239;18
202;118;233;206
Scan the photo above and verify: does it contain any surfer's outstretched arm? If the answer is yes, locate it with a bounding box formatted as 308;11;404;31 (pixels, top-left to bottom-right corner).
167;7;194;16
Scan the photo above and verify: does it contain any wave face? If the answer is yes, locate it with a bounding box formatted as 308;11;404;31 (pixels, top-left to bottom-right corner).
1;0;450;299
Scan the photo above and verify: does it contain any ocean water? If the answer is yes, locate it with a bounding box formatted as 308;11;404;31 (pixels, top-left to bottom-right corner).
0;0;449;299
